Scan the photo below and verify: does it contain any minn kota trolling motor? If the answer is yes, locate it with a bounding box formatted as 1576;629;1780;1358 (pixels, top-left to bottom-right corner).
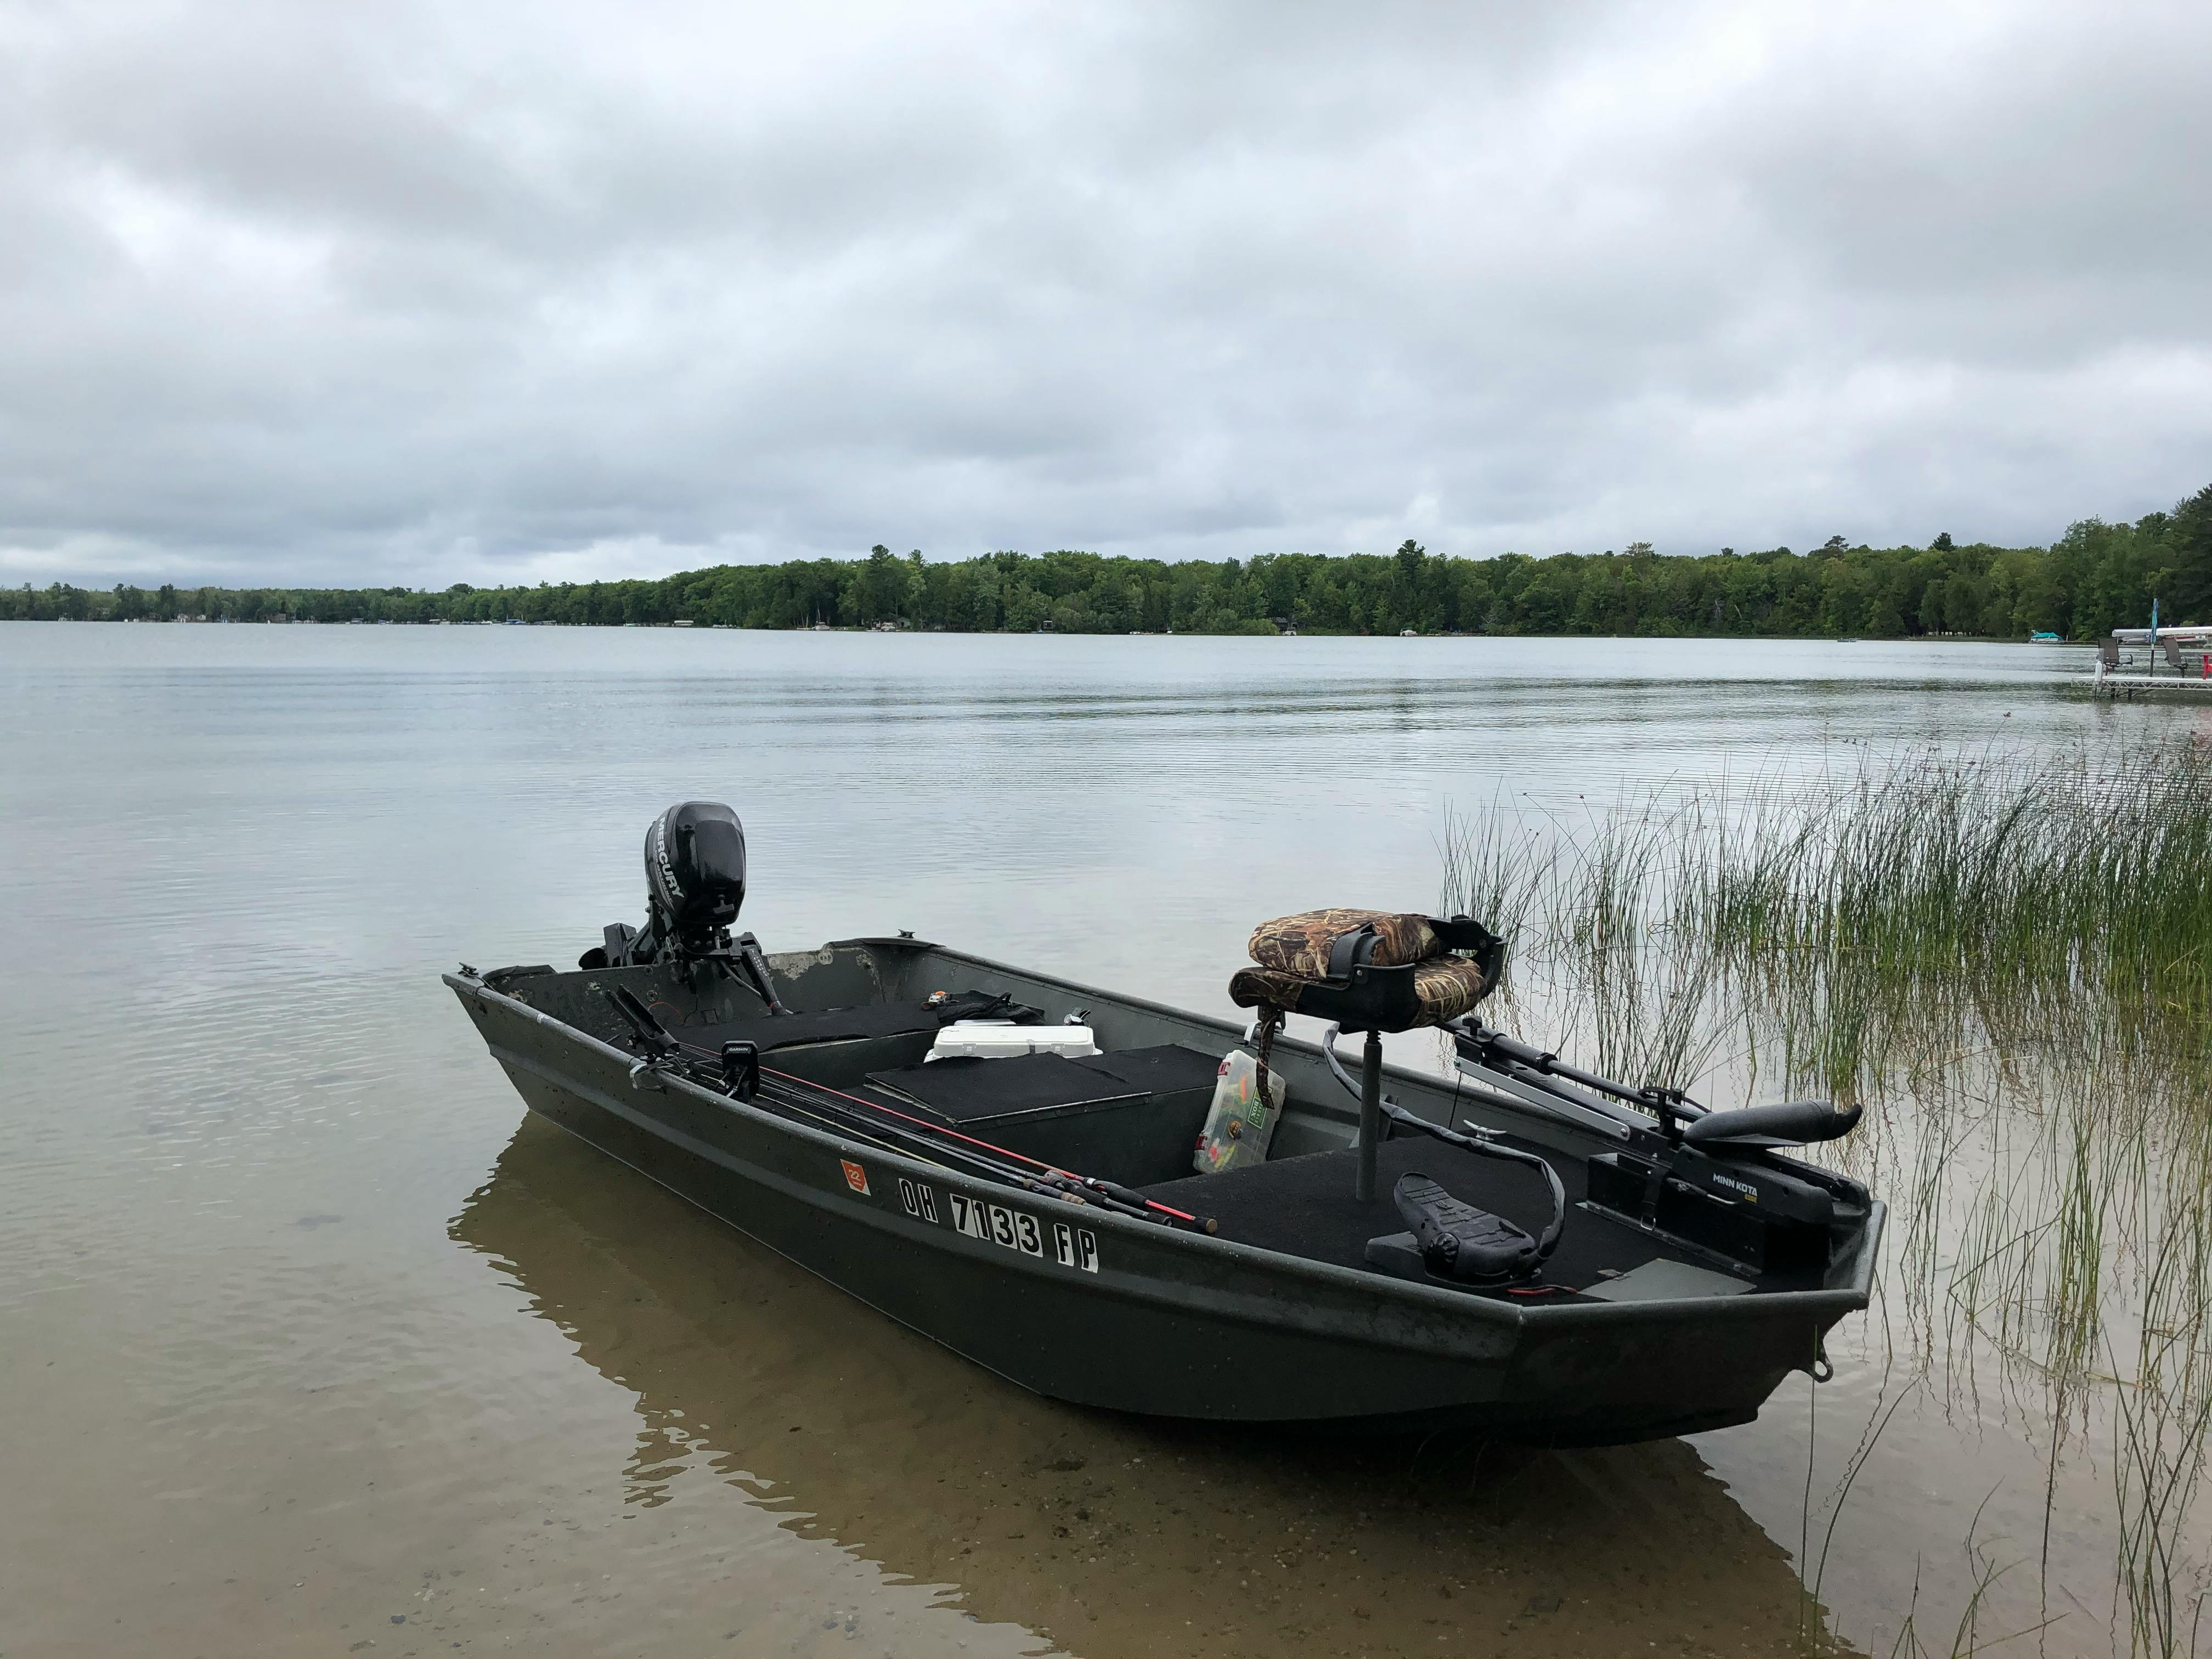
1317;1017;1869;1288
1447;1019;1870;1281
578;801;790;1017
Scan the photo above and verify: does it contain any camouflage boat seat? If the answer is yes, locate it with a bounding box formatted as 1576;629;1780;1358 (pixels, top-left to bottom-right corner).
1227;908;1503;1036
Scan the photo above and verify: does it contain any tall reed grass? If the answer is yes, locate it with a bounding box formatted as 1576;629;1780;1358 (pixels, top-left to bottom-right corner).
1447;741;2212;1103
1438;737;2212;1657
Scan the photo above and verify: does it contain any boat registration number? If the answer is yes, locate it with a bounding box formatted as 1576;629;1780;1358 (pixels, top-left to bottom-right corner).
917;1184;1098;1273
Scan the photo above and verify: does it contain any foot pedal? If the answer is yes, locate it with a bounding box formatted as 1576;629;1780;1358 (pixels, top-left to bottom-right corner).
1366;1172;1539;1284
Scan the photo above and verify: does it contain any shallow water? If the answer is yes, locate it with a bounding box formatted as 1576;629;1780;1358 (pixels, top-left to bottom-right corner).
0;623;2191;1657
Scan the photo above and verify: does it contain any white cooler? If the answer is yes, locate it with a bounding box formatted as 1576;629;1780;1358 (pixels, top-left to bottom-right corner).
926;1020;1101;1062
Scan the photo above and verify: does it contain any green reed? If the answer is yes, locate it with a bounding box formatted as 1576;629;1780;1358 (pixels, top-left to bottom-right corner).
1440;736;2212;1657
1451;738;2212;1097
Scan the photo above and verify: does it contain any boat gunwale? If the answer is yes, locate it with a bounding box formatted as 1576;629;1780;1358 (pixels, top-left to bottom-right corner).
447;955;1881;1331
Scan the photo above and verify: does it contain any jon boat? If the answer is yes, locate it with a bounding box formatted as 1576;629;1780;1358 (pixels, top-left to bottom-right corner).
448;804;1883;1444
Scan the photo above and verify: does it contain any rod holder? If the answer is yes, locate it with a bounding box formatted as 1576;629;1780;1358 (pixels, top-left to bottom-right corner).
1355;1029;1384;1202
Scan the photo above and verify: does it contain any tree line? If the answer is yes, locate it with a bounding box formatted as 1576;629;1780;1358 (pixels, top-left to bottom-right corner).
10;483;2209;639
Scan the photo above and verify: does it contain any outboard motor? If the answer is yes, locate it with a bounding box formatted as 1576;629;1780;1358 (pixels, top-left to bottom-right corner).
580;802;788;1013
643;800;748;958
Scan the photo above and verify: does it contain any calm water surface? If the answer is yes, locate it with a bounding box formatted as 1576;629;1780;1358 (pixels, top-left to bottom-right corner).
0;624;2181;1657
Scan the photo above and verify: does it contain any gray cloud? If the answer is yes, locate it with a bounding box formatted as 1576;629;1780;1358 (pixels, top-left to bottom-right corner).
3;0;2209;586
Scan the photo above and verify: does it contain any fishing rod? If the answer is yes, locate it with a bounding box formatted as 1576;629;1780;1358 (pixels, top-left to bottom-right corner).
751;1073;1172;1226
752;1075;1060;1193
608;985;1094;1206
749;1062;1217;1234
603;985;1214;1233
757;1080;960;1172
750;1067;1070;1191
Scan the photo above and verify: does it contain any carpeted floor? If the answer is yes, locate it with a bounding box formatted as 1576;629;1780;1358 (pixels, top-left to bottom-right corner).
1143;1133;1690;1296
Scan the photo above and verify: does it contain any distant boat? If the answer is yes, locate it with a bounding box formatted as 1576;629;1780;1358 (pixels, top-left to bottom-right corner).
1399;628;1417;637
2029;631;2061;642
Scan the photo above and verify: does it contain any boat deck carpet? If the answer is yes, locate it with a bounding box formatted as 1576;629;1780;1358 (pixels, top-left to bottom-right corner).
870;1053;1143;1121
1143;1134;1725;1297
673;1000;944;1054
868;1044;1221;1126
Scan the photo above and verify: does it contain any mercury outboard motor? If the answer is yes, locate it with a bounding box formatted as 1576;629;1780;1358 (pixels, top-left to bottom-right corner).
580;802;788;1013
642;800;748;957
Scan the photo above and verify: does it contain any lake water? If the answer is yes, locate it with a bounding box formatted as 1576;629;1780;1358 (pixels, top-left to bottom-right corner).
0;622;2188;1657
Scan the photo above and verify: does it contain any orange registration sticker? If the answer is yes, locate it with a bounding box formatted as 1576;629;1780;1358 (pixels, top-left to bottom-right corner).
840;1159;871;1195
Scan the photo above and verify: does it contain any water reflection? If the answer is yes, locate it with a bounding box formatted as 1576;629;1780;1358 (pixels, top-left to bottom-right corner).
454;1115;1855;1658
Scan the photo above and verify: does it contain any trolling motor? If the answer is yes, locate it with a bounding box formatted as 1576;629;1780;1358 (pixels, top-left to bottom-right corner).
578;802;789;1014
1449;1018;1869;1277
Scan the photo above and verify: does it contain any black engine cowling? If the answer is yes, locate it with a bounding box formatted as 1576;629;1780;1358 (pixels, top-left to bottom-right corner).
646;800;748;952
580;801;751;970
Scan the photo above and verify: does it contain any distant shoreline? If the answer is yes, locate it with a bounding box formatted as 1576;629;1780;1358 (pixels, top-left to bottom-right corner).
8;482;2205;640
0;615;2090;645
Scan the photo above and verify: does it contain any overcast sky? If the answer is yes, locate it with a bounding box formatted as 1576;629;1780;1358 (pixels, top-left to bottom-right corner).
4;2;2209;588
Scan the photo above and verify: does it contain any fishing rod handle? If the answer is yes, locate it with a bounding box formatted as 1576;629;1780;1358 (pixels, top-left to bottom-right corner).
735;934;792;1016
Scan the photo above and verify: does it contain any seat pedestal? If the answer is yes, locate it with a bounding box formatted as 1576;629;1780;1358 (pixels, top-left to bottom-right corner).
1355;1027;1384;1202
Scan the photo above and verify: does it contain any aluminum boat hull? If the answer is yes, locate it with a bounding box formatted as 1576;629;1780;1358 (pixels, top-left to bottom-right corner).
447;941;1880;1443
